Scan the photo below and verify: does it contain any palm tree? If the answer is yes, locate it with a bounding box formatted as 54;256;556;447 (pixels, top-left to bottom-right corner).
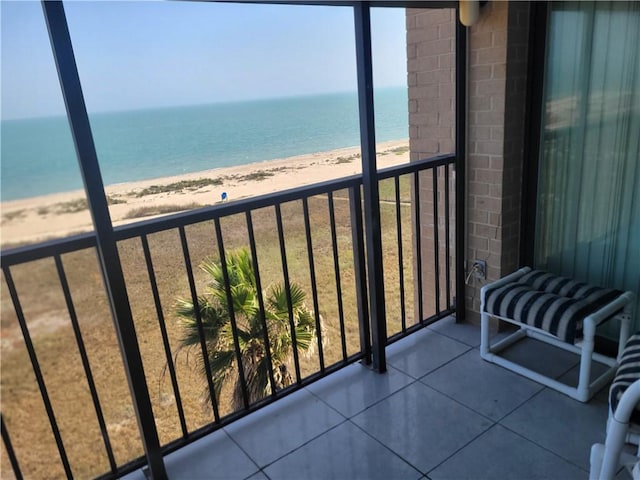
175;247;317;410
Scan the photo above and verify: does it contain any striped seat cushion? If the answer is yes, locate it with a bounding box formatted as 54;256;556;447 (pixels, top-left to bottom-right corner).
610;333;640;425
484;269;624;343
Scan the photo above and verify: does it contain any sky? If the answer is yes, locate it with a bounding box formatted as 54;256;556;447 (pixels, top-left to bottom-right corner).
1;1;408;120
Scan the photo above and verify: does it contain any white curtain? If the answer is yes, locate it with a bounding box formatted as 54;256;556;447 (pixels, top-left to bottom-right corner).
535;1;640;334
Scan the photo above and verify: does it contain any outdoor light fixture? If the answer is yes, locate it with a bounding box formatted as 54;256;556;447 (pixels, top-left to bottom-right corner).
459;0;485;27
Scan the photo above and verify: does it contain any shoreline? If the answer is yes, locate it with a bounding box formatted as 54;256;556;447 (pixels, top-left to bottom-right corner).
1;139;409;246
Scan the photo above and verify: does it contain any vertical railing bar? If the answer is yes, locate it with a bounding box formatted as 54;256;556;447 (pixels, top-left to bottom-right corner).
432;168;441;314
245;211;279;396
328;192;348;362
302;197;325;373
213;218;250;408
349;186;371;363
394;176;407;334
178;227;220;422
53;254;118;472
273;205;303;385
1;414;23;480
444;164;452;310
139;236;188;437
414;172;424;324
3;267;73;478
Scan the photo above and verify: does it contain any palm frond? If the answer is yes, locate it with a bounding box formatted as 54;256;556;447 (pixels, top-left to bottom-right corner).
288;283;307;309
252;358;271;400
265;283;288;316
175;246;318;411
175;296;228;347
174;295;200;319
175;295;224;325
208;349;237;398
232;248;256;287
199;257;220;282
293;325;315;354
207;249;255;289
229;284;258;319
233;324;253;347
266;283;307;317
267;326;293;363
294;307;316;332
201;260;227;299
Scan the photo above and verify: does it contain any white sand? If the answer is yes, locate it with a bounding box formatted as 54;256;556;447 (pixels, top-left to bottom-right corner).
1;139;409;246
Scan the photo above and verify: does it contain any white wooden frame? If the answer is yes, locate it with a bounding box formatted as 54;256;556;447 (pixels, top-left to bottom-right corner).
480;267;634;402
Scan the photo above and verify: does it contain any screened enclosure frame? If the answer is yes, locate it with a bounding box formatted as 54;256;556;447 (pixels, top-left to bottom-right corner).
3;1;470;478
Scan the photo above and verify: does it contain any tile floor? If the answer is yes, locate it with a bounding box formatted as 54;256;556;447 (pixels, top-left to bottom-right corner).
126;318;622;479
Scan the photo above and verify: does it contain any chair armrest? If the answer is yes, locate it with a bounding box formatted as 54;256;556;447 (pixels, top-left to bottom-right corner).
613;380;640;424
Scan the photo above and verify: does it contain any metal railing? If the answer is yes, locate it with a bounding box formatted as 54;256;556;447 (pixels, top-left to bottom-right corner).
1;155;456;479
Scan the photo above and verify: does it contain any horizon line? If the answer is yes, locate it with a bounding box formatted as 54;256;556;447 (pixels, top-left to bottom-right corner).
1;84;409;122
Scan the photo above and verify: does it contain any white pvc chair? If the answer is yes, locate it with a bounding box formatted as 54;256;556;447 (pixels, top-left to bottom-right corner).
591;333;640;479
590;379;640;479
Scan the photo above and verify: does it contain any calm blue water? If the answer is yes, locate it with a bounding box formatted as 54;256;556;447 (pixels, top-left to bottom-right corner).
1;88;408;201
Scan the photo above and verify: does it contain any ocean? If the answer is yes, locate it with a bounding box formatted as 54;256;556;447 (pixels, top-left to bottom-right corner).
0;87;408;202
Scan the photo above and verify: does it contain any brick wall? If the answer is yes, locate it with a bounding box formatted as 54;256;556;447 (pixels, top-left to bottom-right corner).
407;8;456;322
407;8;456;161
407;3;530;322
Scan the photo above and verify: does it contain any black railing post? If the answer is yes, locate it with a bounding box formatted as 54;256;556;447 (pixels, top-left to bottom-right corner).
455;12;468;322
1;414;22;480
302;198;326;373
54;256;119;472
41;2;167;478
414;173;424;324
349;186;372;365
4;267;73;477
354;2;387;372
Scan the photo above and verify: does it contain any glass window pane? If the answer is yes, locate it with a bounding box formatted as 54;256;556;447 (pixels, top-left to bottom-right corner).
1;1;91;247
535;1;640;332
372;7;410;170
64;2;365;225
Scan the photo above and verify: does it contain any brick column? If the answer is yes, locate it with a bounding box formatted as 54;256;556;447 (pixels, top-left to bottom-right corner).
407;8;455;160
407;3;530;323
407;8;456;322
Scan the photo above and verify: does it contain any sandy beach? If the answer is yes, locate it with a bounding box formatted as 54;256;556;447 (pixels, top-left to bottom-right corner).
1;139;409;246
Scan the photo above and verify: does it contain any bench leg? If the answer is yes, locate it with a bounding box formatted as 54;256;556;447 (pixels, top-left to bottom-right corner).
578;318;597;402
481;311;491;358
617;312;632;362
480;285;491;358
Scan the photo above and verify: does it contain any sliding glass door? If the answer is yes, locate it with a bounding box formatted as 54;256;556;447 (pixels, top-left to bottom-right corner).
535;1;640;332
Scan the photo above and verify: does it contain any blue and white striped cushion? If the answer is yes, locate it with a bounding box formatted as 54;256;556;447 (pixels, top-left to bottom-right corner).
610;332;640;425
484;270;624;343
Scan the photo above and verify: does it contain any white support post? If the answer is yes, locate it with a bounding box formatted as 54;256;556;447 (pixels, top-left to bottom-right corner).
578;318;597;402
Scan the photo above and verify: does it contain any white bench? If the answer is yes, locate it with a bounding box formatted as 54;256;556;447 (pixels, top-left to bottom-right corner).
480;267;635;402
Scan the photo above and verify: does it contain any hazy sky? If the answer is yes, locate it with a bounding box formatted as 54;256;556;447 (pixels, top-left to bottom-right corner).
1;1;407;120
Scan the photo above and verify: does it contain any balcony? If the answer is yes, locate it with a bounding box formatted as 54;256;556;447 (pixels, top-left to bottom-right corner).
121;318;611;480
3;153;617;479
0;151;623;479
1;156;461;479
3;2;636;479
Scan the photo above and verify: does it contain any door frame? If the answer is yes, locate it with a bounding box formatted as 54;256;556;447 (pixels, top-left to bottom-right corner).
519;1;549;268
